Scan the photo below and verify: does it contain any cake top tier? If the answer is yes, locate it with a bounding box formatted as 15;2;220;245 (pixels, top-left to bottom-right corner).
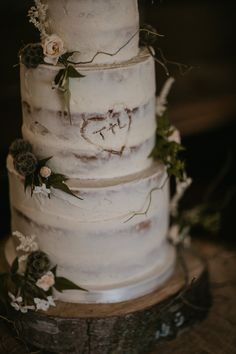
41;0;139;64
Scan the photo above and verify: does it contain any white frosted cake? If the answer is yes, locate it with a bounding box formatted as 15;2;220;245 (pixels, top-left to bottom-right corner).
7;0;175;304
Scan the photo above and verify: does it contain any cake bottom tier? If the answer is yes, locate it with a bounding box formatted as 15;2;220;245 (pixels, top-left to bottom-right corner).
5;237;175;304
8;160;175;303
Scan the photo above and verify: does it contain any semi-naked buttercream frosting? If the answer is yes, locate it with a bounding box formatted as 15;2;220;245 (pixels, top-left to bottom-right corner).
44;0;139;64
21;50;156;179
7;0;176;304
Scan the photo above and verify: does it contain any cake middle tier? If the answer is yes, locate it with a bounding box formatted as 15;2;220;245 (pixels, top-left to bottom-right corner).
21;51;156;179
8;160;173;302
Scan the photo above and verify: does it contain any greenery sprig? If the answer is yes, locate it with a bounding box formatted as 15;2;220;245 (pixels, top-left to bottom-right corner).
20;45;85;124
150;112;186;181
54;53;85;123
9;139;81;199
0;234;86;313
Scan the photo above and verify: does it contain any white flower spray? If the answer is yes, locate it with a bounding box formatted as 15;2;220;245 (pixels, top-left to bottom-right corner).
28;0;49;40
156;77;175;117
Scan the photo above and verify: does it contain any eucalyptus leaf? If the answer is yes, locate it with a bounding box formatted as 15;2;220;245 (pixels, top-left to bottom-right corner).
54;68;66;86
63;80;72;123
54;277;87;293
58;52;75;65
24;174;34;192
67;65;85;78
50;265;57;276
38;156;53;168
51;181;83;200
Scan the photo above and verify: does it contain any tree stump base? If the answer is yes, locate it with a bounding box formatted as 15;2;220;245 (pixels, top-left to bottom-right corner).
0;246;210;354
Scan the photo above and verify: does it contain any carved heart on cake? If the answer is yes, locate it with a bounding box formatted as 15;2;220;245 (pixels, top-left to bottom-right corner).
80;109;132;155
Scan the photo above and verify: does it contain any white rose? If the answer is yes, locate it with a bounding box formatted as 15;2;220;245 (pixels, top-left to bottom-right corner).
36;271;55;291
43;34;65;65
40;166;52;178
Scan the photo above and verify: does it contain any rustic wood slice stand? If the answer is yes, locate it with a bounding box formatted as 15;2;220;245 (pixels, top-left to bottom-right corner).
1;241;211;354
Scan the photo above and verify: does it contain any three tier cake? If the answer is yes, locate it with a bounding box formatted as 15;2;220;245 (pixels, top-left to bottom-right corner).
7;0;175;305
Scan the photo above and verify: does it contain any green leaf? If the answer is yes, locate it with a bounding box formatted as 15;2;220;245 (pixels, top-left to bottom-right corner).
24;174;34;192
63;75;72;123
151;111;186;181
50;265;57;276
58;52;75;65
51;180;83;200
67;65;85;78
38;156;53;168
48;173;67;184
54;68;66;86
54;277;87;293
10;258;19;275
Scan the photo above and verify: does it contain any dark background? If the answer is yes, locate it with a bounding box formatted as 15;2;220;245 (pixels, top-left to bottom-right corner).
0;0;236;239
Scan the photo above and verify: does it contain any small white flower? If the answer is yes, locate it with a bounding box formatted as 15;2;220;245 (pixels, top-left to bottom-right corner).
168;128;181;145
34;183;51;196
40;166;52;178
156;77;175;116
8;292;34;313
28;0;49;39
20;305;36;313
159;323;171;337
13;231;39;254
170;176;192;217
34;296;56;312
8;292;23;304
174;312;185;327
36;271;55;292
168;224;180;245
43;34;66;65
168;224;191;247
34;298;50;311
47;296;56;307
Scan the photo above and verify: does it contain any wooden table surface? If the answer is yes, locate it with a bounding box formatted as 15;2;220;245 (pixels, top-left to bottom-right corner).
0;240;236;354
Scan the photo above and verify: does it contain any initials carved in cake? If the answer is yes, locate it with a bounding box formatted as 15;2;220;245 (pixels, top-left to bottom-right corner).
80;108;136;156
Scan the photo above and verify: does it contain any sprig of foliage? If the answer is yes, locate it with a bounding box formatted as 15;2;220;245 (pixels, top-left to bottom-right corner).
24;156;82;199
54;54;85;123
150;112;186;181
10;139;82;199
0;253;86;312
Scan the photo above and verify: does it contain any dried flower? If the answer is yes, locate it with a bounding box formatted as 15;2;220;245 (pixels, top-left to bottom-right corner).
20;43;44;68
26;251;51;280
36;271;55;291
13;231;39;254
28;0;49;39
43;34;66;65
14;152;38;177
40;166;52;178
9;139;32;159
